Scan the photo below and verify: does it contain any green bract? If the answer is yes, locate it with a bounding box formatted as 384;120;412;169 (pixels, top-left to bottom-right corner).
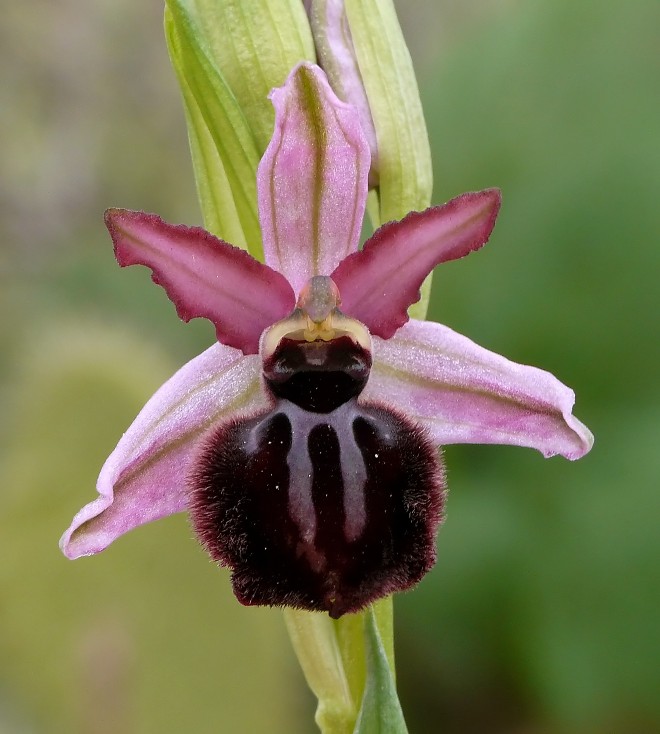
306;0;433;319
344;0;433;319
347;0;432;215
310;0;432;220
165;0;315;257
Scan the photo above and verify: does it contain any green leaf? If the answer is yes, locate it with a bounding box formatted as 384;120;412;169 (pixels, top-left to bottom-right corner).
352;608;408;734
186;0;316;152
333;597;395;710
165;2;263;258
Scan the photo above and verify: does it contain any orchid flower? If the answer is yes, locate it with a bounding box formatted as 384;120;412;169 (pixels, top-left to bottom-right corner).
61;64;592;618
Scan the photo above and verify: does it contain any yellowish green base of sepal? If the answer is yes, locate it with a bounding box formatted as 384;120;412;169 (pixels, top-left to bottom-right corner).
283;597;398;734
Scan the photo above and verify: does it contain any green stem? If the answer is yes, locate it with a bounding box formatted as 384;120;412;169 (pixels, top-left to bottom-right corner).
283;609;356;733
283;597;395;734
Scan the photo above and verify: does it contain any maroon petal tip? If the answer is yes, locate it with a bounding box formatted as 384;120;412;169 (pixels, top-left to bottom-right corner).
333;188;502;338
104;208;296;355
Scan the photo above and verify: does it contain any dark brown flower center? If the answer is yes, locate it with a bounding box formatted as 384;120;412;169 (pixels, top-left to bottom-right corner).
190;399;445;618
188;275;445;617
262;335;372;413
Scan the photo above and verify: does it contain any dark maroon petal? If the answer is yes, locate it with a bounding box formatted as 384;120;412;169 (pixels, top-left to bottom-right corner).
106;208;296;354
190;399;445;618
331;189;501;338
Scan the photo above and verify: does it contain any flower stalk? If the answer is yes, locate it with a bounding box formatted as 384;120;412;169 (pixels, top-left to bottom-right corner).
284;597;396;733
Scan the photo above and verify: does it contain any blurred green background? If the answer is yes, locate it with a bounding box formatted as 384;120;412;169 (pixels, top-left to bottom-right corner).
1;1;658;732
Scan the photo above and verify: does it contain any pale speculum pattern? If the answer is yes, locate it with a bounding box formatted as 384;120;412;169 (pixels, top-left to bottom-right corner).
190;305;445;617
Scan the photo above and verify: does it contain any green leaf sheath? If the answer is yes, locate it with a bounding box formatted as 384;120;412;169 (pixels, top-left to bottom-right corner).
353;607;409;734
166;2;263;256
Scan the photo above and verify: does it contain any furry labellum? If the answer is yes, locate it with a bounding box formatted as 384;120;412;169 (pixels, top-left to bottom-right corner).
190;284;445;617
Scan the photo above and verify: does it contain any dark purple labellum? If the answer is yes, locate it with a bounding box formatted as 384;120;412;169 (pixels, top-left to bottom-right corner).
191;400;444;617
190;334;445;617
263;335;372;413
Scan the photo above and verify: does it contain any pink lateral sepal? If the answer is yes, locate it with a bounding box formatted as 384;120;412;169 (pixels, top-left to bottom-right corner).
60;344;271;558
363;319;593;460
